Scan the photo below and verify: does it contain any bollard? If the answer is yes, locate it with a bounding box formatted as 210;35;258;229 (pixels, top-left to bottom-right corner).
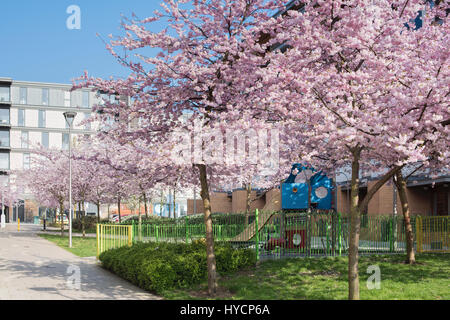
18;218;20;231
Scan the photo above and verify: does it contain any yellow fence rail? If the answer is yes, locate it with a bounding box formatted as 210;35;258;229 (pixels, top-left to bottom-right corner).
416;216;450;253
97;224;133;258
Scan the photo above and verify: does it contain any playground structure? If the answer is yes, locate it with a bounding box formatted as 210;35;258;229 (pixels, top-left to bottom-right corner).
217;163;336;255
96;165;450;259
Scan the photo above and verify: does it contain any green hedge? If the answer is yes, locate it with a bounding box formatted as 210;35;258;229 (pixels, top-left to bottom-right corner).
99;240;256;294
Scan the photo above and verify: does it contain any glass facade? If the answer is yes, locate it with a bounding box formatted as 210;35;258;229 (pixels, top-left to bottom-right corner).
38;110;46;128
19;87;27;104
18;109;25;126
82;91;89;108
21;131;29;149
0;86;10;102
64;91;71;107
23;153;30;169
0;130;9;147
0;108;9;125
42;132;49;149
0;152;9;170
42;88;49;105
62;133;69;150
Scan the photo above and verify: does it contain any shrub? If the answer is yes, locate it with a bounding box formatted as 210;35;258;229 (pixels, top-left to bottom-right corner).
72;216;98;231
99;240;256;294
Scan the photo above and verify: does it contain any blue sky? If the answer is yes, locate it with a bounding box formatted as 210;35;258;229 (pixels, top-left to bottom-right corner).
0;0;164;84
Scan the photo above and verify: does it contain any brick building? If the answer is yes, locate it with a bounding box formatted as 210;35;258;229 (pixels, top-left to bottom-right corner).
188;175;450;216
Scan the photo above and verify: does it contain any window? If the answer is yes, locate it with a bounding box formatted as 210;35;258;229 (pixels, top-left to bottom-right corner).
18;109;25;127
21;131;29;149
64;91;71;107
19;87;27;104
82;91;89;108
84;113;91;130
38;110;46;128
0;152;9;170
23;153;30;169
0;130;9;147
0;86;9;102
42;88;49;105
42;132;49;149
62;133;69;150
0;108;9;125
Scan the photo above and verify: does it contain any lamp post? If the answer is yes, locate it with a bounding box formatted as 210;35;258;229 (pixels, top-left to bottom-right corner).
1;180;6;228
1;191;4;229
64;111;76;248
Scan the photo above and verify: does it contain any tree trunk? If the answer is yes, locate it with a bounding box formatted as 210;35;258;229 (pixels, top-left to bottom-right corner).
97;202;101;223
81;202;86;238
59;201;64;237
143;192;148;218
348;148;361;300
173;188;176;219
138;201;142;242
197;164;218;296
347;161;403;300
118;197;121;223
394;170;416;264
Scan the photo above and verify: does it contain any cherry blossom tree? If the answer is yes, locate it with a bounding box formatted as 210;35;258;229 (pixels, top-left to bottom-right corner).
23;149;69;236
235;0;449;299
73;0;291;296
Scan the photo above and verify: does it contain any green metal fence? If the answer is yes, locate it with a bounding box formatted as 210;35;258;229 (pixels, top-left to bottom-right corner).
97;211;450;259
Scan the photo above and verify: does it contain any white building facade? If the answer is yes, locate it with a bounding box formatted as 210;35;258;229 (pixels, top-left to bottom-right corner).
0;77;101;222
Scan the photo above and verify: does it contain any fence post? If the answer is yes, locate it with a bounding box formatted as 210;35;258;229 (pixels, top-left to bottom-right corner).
416;216;423;253
185;216;189;243
255;209;260;262
128;225;133;247
96;224;100;259
338;212;342;256
389;217;394;252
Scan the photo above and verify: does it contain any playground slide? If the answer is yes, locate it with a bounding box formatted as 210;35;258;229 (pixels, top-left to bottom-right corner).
230;190;281;242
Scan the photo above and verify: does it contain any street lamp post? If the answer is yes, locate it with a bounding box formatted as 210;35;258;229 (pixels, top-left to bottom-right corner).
64;111;77;248
1;191;4;229
1;180;6;228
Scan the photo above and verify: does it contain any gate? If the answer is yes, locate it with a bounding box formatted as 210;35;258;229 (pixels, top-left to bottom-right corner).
97;224;133;258
416;216;450;253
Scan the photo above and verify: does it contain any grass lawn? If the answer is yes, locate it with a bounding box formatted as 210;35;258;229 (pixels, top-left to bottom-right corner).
43;228;97;234
38;234;97;257
163;253;450;300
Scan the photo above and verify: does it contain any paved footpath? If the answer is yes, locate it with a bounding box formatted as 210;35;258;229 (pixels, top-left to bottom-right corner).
0;224;161;300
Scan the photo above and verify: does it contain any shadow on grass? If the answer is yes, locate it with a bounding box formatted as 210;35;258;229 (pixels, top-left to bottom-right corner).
173;253;450;300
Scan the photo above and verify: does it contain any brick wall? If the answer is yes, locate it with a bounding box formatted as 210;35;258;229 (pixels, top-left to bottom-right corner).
187;192;232;215
231;190;265;213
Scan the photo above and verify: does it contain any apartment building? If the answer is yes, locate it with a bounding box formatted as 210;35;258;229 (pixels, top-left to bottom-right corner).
0;77;101;222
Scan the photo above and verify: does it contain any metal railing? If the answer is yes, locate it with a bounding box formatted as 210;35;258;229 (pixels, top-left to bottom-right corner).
97;211;450;259
97;224;133;258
